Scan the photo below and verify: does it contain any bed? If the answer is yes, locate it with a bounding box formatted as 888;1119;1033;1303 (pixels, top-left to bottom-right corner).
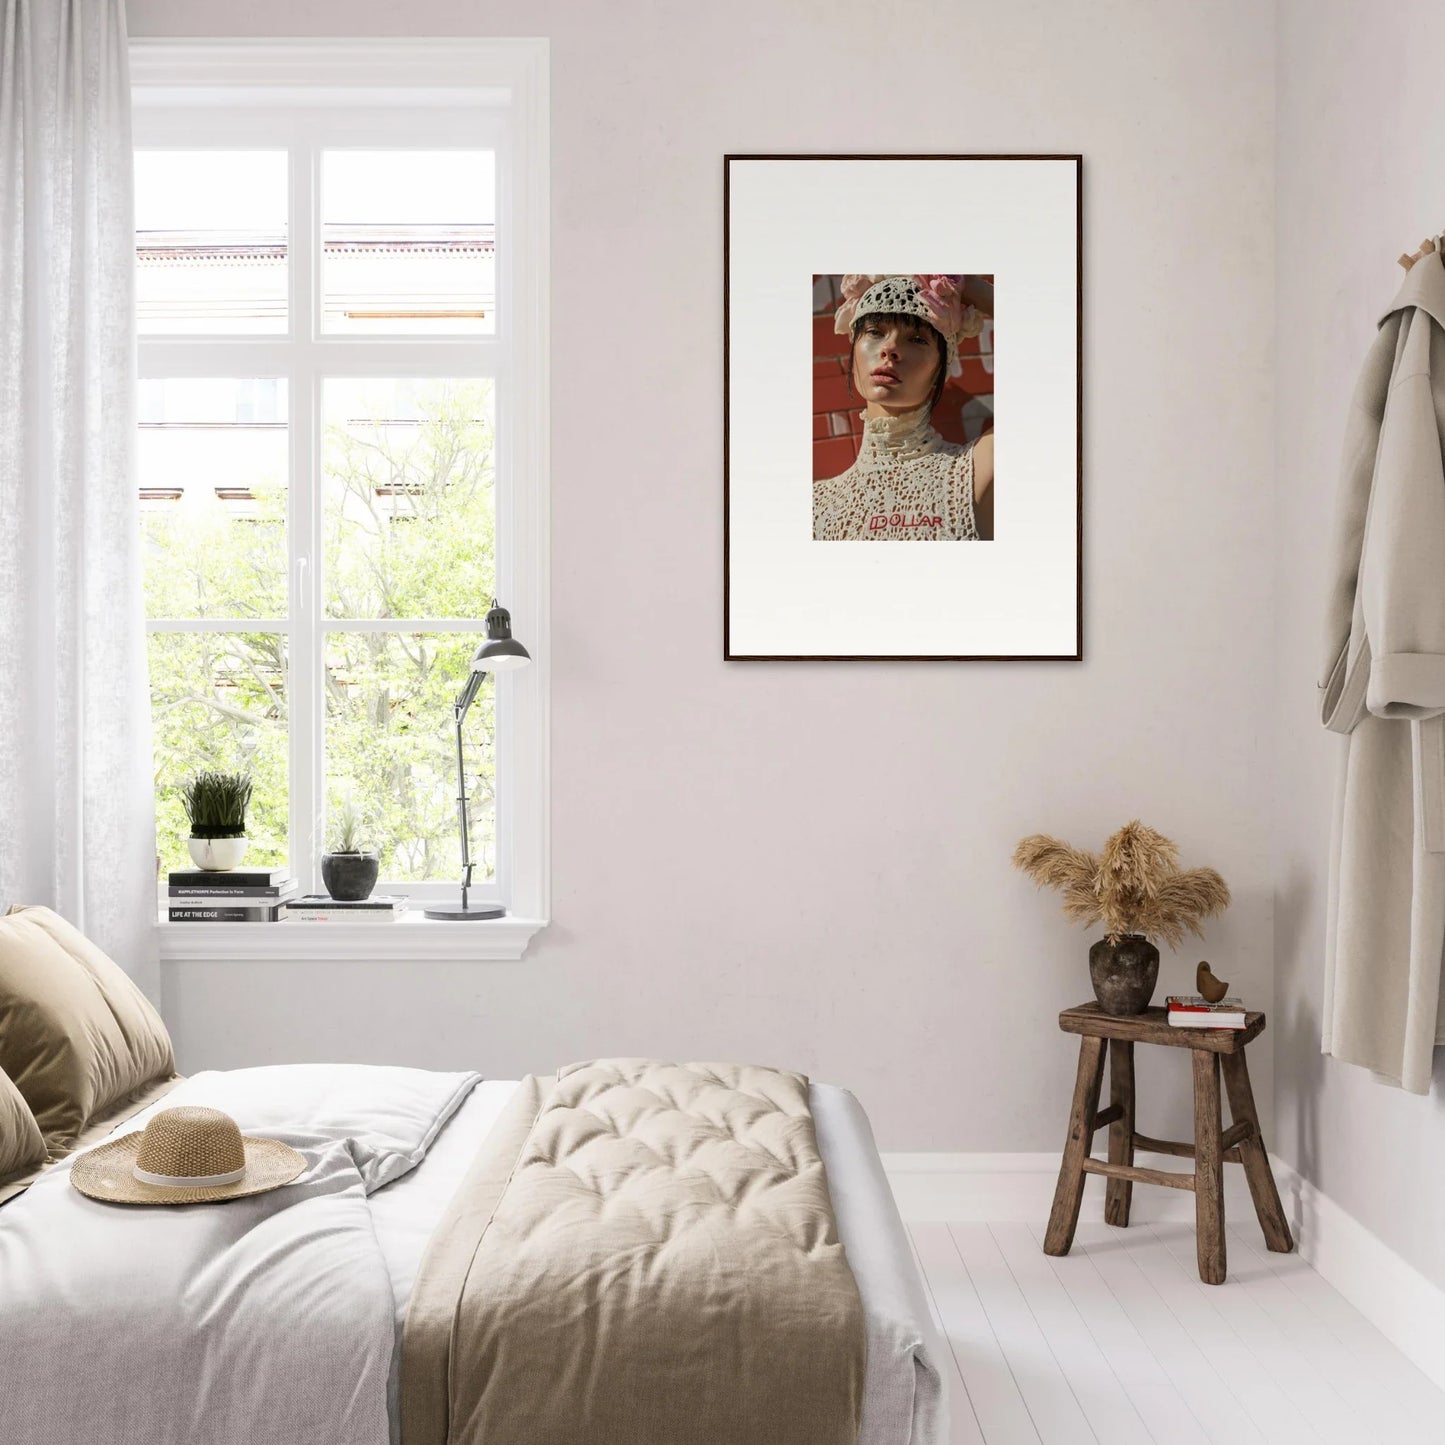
0;1064;946;1445
0;908;946;1445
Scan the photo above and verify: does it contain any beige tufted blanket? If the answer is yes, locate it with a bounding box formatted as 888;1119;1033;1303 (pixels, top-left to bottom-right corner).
400;1059;867;1445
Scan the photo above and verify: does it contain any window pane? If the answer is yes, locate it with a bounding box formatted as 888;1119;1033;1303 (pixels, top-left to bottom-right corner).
149;632;289;873
323;378;495;619
325;632;493;882
135;151;287;334
139;379;288;620
321;151;495;334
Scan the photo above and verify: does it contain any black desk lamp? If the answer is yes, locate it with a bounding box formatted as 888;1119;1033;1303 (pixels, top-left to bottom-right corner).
424;600;530;920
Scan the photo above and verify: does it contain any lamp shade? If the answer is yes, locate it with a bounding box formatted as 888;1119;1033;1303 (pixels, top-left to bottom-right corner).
471;601;531;673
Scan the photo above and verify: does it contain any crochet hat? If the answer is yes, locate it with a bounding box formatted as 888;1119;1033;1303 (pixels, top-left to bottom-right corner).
833;273;984;379
70;1105;307;1205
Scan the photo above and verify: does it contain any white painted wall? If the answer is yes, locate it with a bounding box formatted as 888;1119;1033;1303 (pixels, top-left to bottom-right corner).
1274;0;1445;1295
130;0;1277;1153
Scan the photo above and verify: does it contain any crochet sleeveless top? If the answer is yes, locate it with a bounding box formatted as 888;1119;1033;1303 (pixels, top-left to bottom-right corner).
812;403;980;541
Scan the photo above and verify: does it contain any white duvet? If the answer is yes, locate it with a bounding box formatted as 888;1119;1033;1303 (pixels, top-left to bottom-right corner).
0;1066;945;1445
0;1065;477;1445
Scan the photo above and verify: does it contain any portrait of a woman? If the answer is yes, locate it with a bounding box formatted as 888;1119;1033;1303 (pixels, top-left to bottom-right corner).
812;274;994;542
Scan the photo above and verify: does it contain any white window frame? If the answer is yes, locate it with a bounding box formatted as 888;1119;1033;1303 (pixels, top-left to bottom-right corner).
134;41;549;961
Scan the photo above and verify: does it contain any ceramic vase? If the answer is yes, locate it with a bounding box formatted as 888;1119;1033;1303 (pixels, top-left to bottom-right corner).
187;836;249;871
1088;933;1160;1015
320;851;380;902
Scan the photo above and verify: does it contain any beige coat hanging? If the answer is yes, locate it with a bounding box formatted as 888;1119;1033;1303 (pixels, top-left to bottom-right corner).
1320;246;1445;1093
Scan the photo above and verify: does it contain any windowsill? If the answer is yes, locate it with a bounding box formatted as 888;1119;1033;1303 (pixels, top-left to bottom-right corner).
155;912;547;961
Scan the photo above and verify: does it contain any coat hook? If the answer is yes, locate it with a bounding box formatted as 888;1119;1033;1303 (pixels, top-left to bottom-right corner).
1400;234;1442;271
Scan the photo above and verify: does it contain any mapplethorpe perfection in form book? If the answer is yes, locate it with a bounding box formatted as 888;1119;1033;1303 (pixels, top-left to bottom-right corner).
166;868;296;923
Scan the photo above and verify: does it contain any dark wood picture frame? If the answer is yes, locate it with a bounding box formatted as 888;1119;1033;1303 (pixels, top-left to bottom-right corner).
723;153;1083;662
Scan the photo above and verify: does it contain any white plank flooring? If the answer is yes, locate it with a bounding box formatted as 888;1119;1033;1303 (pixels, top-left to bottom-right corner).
908;1217;1445;1444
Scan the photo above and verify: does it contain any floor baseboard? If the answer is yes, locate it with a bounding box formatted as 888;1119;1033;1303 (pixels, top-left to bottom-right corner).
1270;1156;1445;1396
882;1151;1445;1397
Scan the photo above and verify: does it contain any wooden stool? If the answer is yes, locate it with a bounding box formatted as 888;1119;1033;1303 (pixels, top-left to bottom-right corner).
1042;1002;1293;1284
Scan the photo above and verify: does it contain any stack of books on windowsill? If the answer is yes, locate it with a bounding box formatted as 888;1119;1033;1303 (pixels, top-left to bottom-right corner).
282;894;410;924
166;867;297;922
1166;995;1248;1029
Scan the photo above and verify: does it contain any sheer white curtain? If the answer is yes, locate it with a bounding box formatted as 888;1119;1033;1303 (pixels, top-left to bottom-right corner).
0;0;157;995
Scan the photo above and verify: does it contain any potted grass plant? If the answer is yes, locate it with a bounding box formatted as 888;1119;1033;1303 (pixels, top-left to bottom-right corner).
320;797;380;902
1012;820;1231;1015
182;770;254;872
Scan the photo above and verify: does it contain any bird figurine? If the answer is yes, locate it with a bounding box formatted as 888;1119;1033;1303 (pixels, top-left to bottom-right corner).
1196;961;1229;1003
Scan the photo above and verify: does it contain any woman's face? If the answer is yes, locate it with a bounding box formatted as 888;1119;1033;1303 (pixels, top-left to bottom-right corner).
851;316;941;412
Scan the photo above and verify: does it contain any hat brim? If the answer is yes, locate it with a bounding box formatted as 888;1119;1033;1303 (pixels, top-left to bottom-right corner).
69;1132;307;1206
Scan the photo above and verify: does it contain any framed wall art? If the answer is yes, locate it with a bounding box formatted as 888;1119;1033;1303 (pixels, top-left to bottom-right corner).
724;154;1081;661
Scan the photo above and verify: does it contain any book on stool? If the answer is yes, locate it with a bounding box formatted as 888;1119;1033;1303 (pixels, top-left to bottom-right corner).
1166;994;1247;1029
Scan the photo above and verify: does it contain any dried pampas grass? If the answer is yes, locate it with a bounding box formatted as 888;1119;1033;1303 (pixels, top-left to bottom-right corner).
1012;819;1230;946
1010;835;1101;926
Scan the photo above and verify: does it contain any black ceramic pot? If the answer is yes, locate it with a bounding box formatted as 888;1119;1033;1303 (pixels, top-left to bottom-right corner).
1088;934;1160;1015
320;851;379;902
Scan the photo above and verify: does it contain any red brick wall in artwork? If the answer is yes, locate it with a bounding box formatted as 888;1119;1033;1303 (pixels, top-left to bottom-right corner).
812;274;994;481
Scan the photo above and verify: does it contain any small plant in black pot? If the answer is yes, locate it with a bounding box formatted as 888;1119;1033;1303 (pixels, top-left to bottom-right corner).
321;798;380;902
182;770;253;871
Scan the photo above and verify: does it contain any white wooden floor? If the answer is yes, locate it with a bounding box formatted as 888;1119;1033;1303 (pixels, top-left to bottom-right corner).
908;1218;1445;1445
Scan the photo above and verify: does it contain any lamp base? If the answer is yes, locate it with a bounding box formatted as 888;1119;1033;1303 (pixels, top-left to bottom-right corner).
423;901;506;921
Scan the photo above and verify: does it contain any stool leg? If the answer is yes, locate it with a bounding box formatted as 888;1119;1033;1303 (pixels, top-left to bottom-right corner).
1104;1039;1135;1227
1221;1050;1294;1253
1044;1035;1105;1257
1192;1048;1227;1285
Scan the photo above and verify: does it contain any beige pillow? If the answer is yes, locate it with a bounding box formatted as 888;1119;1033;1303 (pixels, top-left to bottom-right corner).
0;905;175;1149
0;1064;46;1184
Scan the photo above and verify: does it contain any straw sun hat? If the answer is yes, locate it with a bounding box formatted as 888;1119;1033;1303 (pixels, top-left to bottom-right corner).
70;1105;306;1205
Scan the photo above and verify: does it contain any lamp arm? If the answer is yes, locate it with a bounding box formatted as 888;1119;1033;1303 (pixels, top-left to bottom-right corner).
454;668;485;719
452;669;487;910
453;701;473;909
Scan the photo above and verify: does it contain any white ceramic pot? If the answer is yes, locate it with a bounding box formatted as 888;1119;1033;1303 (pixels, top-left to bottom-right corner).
187;836;249;871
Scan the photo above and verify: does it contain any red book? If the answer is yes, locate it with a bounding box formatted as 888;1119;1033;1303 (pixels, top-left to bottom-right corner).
1166;994;1246;1028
